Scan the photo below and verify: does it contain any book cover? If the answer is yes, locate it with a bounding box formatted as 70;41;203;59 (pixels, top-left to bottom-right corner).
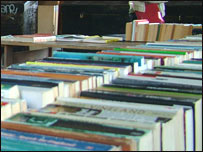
5;113;154;151
52;51;144;67
2;121;133;151
2;128;118;151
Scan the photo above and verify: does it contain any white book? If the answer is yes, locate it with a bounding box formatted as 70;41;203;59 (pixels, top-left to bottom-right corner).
1;102;12;121
18;86;55;109
56;97;185;151
1;97;27;113
1;84;20;99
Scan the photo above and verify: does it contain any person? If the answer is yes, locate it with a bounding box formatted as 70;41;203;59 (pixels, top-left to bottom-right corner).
129;1;167;23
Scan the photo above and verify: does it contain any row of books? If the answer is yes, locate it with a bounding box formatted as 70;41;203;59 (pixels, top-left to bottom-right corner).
2;58;202;150
1;34;123;43
125;20;202;42
97;40;202;70
1;34;202;151
74;36;202;151
78;59;202;151
2;49;147;109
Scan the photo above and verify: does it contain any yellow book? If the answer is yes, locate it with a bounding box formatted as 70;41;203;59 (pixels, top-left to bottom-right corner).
26;61;120;72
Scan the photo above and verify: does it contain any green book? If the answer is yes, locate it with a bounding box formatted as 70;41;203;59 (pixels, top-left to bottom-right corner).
113;48;187;55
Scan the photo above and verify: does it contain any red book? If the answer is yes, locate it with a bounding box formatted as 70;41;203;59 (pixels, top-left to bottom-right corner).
135;3;165;23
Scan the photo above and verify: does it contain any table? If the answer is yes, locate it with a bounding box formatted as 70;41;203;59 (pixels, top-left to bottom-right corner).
1;40;145;68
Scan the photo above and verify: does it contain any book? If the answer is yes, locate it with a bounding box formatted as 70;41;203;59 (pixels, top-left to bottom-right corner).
2;129;120;151
52;51;144;67
56;34;89;42
130;70;202;81
1;33;56;43
99;50;180;66
135;23;149;41
32;103;162;151
40;57;133;74
8;63;117;87
1;81;56;110
1;84;20;99
56;34;120;43
1;98;26;121
37;59;132;76
2;121;133;151
2;69;91;94
82;35;120;43
113;76;202;90
101;34;124;41
2;73;64;97
54;97;186;151
25;61;125;79
154;65;202;74
1;101;12;121
146;41;202;48
145;23;159;42
80;89;201;151
60;97;195;151
8;63;111;90
2;98;27;113
182;60;202;64
171;24;185;40
131;19;149;41
103;83;202;95
4;113;153;151
125;22;132;41
137;43;202;53
34;97;188;151
113;47;187;55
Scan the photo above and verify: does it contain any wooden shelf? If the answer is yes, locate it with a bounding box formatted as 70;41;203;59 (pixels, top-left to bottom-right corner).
1;40;145;68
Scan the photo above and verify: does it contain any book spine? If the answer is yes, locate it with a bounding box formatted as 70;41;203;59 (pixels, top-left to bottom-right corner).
125;22;132;41
33;36;56;42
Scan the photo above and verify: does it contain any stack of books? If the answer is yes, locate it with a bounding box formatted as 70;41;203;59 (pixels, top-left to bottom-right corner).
1;34;123;44
125;20;202;42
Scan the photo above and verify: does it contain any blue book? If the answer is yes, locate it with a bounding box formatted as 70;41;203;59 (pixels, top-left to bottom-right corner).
1;129;117;151
53;51;144;66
